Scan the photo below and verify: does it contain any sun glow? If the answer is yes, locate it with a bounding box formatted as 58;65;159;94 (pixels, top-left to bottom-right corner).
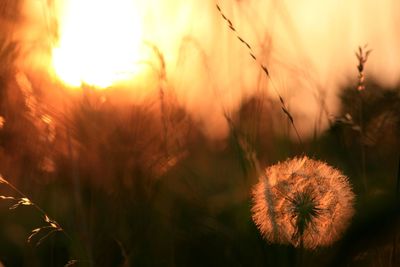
22;0;400;138
52;0;144;88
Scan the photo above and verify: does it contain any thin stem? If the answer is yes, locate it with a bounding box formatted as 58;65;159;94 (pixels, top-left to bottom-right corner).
392;156;400;266
354;45;371;194
1;177;72;242
4;179;47;215
216;3;303;147
297;235;304;267
358;94;368;193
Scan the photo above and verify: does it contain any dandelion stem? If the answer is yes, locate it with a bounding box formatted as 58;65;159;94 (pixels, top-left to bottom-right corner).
297;236;304;267
392;155;400;266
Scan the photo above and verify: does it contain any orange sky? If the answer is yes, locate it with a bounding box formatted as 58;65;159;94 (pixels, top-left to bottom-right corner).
18;0;400;139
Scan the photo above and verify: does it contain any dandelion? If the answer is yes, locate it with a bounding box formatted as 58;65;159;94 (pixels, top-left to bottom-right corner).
251;156;355;249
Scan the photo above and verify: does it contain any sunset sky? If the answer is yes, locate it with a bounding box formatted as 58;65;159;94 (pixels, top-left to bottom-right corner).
18;0;400;138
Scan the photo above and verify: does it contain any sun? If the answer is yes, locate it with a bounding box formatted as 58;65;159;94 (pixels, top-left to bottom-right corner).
51;0;144;88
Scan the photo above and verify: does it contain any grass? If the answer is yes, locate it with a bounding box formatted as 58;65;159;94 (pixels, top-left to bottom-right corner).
0;1;399;267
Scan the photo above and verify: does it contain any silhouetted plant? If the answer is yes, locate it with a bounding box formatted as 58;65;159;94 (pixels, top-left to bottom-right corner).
252;156;355;249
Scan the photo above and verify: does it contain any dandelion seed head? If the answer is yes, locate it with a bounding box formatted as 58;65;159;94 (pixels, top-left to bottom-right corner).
251;156;355;249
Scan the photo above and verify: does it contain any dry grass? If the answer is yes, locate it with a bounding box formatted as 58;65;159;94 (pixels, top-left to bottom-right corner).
0;1;398;267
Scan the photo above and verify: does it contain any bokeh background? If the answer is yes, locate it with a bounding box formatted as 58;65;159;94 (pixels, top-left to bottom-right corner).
0;0;399;266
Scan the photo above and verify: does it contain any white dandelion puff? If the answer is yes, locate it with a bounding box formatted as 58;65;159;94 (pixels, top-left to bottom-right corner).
251;156;355;249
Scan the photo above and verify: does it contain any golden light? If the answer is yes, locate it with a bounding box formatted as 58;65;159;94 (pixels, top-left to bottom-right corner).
52;0;144;88
20;0;400;138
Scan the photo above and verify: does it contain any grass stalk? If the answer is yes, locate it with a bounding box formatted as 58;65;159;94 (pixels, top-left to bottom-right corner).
216;3;303;147
355;45;371;194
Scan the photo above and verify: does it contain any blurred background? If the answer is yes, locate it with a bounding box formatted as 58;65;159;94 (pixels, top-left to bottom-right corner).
0;0;399;266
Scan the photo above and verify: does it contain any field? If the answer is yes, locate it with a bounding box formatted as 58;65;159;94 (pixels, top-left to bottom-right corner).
0;1;399;266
